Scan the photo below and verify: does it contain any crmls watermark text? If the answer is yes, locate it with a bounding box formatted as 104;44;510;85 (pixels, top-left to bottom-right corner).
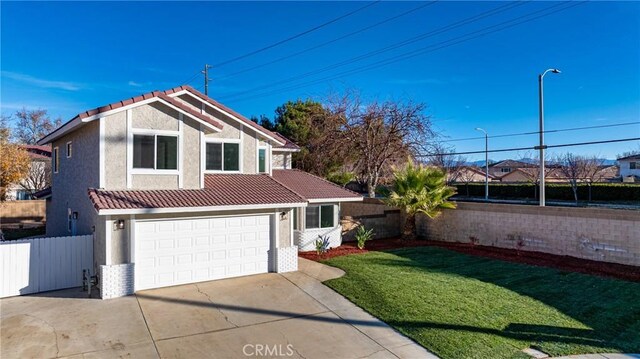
242;344;295;357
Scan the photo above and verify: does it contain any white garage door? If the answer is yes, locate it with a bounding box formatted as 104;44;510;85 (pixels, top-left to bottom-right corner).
134;215;271;291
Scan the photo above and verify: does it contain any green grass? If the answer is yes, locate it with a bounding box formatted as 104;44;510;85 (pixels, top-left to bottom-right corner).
323;247;640;359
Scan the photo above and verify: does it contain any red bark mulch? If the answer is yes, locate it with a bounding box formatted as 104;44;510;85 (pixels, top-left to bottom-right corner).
299;238;640;282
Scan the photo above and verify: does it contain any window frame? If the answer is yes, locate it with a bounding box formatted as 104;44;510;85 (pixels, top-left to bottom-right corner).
501;168;511;173
131;129;180;175
305;204;336;229
631;162;638;170
66;141;72;158
53;147;59;173
204;138;242;173
257;146;268;173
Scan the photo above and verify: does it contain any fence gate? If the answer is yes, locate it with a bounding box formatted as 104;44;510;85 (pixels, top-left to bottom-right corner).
0;235;93;298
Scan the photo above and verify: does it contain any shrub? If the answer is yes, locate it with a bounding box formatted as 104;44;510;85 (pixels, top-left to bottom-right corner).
355;225;374;249
453;183;640;202
315;235;330;255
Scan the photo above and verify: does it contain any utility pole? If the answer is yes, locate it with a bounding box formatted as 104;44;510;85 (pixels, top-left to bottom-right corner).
537;68;561;207
202;64;212;96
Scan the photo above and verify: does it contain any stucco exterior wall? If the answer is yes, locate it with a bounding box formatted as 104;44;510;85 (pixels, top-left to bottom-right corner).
278;209;292;248
272;153;285;169
104;111;127;189
47;120;100;241
620;160;640;178
131;102;179;131
416;202;640;266
244;133;257;174
183;118;201;188
131;174;179;189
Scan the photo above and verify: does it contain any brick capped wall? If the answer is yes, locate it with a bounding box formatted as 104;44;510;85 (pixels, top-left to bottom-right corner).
416;202;640;266
341;198;401;241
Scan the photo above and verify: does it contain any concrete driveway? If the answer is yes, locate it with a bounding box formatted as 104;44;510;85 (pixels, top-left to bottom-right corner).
1;259;435;359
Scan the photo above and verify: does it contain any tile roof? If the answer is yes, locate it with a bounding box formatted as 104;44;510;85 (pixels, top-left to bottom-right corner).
20;145;52;160
33;187;52;199
38;85;288;145
272;169;362;201
88;174;305;211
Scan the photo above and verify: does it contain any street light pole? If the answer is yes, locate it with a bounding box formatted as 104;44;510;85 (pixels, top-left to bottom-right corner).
475;127;489;200
537;68;561;207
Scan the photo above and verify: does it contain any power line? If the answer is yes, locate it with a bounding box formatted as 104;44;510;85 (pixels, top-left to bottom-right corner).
210;1;380;69
224;1;584;103
439;121;640;143
418;137;640;157
215;1;438;81
220;0;531;101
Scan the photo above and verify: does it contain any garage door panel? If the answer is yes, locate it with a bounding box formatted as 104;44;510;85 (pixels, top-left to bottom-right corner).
135;215;271;291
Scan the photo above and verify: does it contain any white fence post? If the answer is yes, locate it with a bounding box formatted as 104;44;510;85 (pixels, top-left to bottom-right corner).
0;235;93;298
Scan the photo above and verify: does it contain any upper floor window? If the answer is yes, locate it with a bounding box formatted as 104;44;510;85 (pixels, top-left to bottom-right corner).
206;142;239;171
133;134;178;170
53;147;59;173
258;148;266;173
631;162;638;170
66;141;72;158
501;168;511;173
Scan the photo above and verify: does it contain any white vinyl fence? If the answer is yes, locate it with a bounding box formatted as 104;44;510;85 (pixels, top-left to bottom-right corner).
0;235;93;298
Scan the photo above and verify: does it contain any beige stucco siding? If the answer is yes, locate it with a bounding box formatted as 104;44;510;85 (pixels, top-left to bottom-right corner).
279;210;292;248
104;112;127;189
244;133;257;174
131;102;179;131
131;174;179;189
46;121;102;268
183;118;202;188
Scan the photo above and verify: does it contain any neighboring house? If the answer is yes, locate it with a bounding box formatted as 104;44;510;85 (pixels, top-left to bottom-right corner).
451;166;495;183
37;85;361;298
618;154;640;182
6;145;52;200
487;159;532;178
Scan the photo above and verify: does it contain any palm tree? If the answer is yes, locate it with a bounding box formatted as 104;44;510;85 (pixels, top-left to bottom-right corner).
384;160;457;240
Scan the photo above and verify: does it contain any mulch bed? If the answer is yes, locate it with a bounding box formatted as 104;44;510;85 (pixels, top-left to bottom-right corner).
299;238;640;282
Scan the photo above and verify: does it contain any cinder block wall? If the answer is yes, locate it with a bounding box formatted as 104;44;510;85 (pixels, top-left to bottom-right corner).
416;202;640;266
341;198;401;241
0;200;46;224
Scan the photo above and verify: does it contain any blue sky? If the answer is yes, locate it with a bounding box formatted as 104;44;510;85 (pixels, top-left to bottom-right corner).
1;1;639;161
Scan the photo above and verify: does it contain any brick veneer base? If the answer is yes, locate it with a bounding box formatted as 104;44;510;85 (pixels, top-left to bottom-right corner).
100;263;134;299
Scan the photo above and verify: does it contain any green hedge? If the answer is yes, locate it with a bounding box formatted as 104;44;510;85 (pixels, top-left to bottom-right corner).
453;183;640;202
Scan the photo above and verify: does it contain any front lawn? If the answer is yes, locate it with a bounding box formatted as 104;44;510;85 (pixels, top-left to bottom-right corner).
323;247;640;359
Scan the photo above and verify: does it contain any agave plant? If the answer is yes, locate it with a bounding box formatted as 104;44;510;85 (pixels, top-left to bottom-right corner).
384;159;456;240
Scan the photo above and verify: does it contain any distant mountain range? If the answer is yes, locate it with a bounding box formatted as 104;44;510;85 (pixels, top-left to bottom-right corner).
468;158;617;167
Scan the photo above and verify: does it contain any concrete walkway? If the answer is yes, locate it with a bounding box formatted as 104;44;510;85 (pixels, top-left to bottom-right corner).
550;355;640;359
1;258;437;359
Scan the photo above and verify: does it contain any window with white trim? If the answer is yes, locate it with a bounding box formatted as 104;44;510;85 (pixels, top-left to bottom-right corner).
133;134;178;170
66;141;72;158
305;205;335;229
501;168;511;173
631;162;638;170
206;142;240;171
258;148;267;173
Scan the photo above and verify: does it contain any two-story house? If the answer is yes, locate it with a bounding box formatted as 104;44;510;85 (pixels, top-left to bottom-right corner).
37;85;361;298
618;154;640;182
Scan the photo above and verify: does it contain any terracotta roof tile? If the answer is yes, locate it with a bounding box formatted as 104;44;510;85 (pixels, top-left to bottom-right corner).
272;169;362;201
272;132;300;150
88;174;305;211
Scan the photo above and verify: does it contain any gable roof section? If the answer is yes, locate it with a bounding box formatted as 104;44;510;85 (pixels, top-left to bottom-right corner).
272;169;362;203
88;174;306;214
272;132;300;151
489;159;533;168
172;86;285;146
37;86;230;145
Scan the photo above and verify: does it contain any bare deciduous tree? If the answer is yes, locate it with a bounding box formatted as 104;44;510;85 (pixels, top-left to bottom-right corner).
12;108;62;144
581;156;606;202
427;143;467;185
19;160;51;196
457;166;480;197
555;153;589;204
327;92;435;197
